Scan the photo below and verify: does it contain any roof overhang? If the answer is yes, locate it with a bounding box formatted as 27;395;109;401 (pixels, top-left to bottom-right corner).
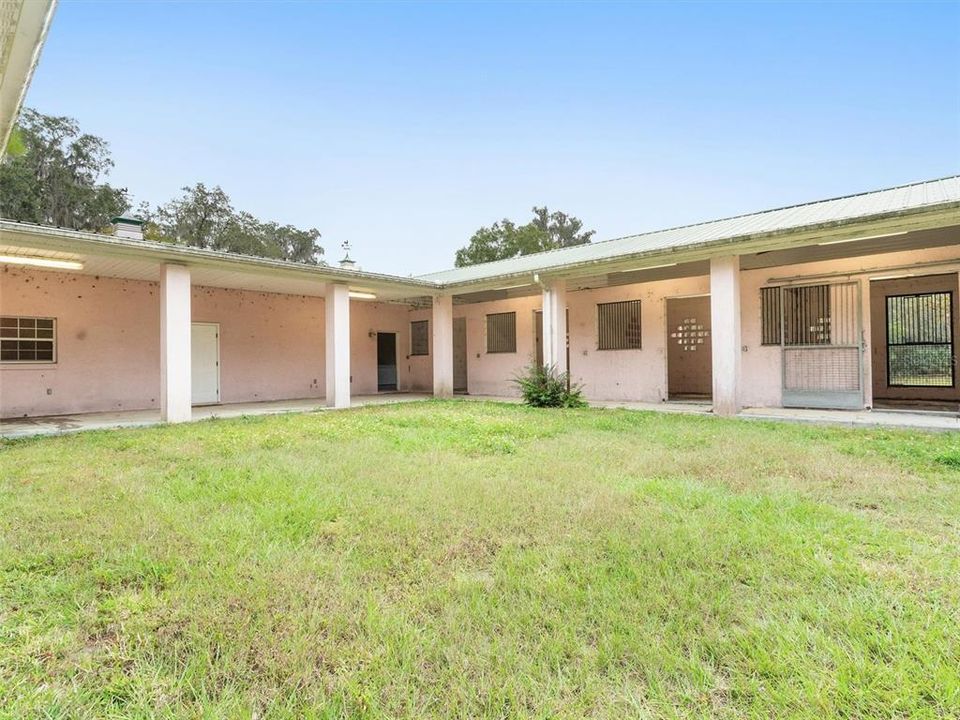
0;220;437;302
0;0;56;155
435;202;960;295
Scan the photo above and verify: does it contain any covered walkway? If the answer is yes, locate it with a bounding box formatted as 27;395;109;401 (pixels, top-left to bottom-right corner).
2;394;957;440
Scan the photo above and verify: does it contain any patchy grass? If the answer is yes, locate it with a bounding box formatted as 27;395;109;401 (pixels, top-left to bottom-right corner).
1;400;959;718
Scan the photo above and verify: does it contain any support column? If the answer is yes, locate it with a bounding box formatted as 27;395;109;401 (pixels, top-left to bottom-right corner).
710;256;741;416
160;264;192;423
432;294;454;398
325;283;351;408
542;279;567;374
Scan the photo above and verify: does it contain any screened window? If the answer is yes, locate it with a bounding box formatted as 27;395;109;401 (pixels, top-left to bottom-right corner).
0;317;56;362
486;312;516;353
760;287;782;345
886;292;954;387
597;300;642;350
410;320;429;356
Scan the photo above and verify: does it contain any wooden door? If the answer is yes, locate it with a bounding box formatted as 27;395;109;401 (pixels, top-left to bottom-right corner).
666;296;712;398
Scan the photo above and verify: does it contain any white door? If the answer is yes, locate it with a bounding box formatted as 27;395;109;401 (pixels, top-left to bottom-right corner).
191;323;220;405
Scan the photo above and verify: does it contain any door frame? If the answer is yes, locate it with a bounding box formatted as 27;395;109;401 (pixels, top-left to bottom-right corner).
376;331;398;392
664;293;712;400
453;317;468;393
191;321;221;406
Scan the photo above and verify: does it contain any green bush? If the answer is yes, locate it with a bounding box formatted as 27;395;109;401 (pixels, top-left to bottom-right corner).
514;363;587;408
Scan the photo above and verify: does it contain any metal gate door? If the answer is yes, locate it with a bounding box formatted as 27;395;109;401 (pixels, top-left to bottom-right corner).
780;282;863;409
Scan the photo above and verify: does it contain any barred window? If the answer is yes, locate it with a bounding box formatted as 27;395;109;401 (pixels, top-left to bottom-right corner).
410;320;429;356
783;285;832;345
0;317;56;362
486;312;516;353
597;300;642;350
760;287;781;345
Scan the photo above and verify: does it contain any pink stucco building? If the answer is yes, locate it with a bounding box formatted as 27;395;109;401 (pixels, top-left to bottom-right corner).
2;177;959;423
1;2;958;425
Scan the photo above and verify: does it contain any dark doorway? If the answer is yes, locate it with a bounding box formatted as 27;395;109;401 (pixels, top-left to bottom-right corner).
377;332;398;391
453;318;468;393
666;296;712;399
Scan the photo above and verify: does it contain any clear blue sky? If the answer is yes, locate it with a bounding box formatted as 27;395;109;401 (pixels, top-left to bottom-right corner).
24;1;960;275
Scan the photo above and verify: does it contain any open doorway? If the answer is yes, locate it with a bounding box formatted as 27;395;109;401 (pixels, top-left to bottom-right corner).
871;274;959;411
666;296;712;400
377;332;398;391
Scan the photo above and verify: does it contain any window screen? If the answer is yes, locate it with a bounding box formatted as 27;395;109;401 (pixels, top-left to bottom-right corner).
597;300;642;350
886;292;954;387
0;317;56;362
410;320;429;356
760;287;781;345
486;312;516;353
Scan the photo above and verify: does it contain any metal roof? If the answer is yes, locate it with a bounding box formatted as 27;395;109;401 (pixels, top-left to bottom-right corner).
419;175;960;286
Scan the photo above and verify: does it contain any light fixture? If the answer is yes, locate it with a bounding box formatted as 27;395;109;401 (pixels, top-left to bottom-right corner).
871;273;915;281
618;262;678;273
348;291;377;300
0;254;84;270
818;231;908;246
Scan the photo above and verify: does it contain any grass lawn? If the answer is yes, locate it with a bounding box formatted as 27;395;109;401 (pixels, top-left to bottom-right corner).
2;401;959;719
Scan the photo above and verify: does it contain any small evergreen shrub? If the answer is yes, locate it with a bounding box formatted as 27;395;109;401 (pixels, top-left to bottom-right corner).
514;363;587;408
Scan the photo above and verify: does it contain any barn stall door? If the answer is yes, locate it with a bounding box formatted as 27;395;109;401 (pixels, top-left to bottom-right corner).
781;282;863;409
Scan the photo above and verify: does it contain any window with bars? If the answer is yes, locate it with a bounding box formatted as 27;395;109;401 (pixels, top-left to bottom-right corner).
783;285;832;345
886;292;954;387
760;287;781;345
0;317;56;362
410;320;429;356
486;312;516;353
597;300;642;350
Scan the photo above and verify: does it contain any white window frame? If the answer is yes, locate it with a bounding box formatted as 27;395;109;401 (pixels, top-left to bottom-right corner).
0;316;57;364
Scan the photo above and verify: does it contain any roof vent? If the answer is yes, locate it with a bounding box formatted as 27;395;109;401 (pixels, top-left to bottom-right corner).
111;214;145;241
339;240;359;270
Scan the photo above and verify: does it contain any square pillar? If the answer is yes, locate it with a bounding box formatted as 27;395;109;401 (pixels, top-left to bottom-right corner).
710;256;741;416
432;294;454;398
325;283;351;408
542;279;567;373
160;264;192;423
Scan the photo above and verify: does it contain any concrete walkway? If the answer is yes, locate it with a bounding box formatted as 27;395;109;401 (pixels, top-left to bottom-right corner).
2;393;957;440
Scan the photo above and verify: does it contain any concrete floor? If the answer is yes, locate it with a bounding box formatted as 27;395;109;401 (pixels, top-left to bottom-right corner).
2;393;957;439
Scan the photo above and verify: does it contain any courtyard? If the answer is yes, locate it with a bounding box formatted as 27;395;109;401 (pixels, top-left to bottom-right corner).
1;400;958;718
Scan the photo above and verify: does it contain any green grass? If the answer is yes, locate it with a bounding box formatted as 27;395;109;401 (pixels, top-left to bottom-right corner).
1;400;959;719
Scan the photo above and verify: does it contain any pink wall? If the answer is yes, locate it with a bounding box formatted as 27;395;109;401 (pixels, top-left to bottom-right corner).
449;245;960;407
0;268;421;418
4;242;959;418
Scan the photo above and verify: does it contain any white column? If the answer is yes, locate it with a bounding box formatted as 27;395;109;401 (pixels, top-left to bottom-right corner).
542;279;568;374
710;256;741;416
160;264;192;423
432;294;454;398
325;283;351;408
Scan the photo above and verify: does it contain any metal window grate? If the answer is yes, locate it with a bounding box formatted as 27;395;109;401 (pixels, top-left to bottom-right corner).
0;316;56;362
486;312;517;353
760;287;781;345
783;284;833;346
597;299;642;350
410;320;429;356
886;292;954;387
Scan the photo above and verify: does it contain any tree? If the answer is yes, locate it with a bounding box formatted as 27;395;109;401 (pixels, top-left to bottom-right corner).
455;206;594;267
147;183;324;264
0;109;128;230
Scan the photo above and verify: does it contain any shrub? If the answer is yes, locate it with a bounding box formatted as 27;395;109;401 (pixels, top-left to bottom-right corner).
514;363;587;408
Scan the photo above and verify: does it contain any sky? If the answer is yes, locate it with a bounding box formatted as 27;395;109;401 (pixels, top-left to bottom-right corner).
23;0;960;276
